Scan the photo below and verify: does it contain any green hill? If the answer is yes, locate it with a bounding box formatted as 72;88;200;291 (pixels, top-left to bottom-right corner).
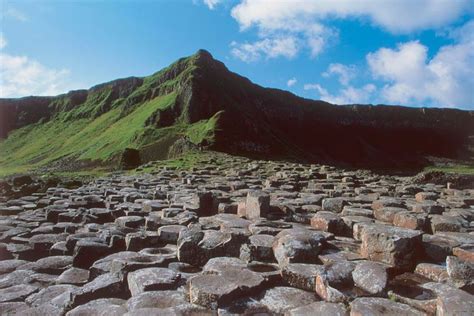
0;51;220;175
1;49;473;177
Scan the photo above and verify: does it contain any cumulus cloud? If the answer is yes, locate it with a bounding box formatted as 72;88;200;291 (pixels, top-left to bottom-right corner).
0;34;6;50
202;0;222;10
230;1;340;60
231;0;471;33
303;62;375;104
304;82;376;104
230;37;299;62
0;52;71;97
3;8;28;22
287;77;297;87
303;20;474;108
0;34;74;97
230;22;335;61
322;63;356;86
228;0;470;61
447;19;474;43
367;21;474;108
304;83;326;93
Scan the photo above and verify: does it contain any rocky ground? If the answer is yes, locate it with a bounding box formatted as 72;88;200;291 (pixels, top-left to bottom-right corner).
0;153;473;315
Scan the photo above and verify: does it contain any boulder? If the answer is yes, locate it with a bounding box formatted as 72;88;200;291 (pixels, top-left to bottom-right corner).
422;282;474;316
66;298;127;316
352;261;388;295
240;234;275;263
0;284;39;303
258;286;319;314
127;268;181;296
286;302;348;316
359;224;422;269
245;190;270;220
322;198;346;213
446;256;474;282
188;274;239;309
281;263;325;291
311;211;347;235
272;229;327;267
350;297;424;316
453;245;474;263
73;240;111;269
188;261;265;310
56;267;90;285
25;284;77;309
71;273;127;307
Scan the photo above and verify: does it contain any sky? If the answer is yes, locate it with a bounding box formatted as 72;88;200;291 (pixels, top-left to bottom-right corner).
0;0;473;110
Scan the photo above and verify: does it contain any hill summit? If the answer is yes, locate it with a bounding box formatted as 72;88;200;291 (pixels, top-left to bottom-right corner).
0;49;473;174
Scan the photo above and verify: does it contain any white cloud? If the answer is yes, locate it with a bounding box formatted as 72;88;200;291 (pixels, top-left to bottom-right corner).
230;1;339;60
287;77;297;87
322;63;356;86
3;8;28;22
229;21;334;61
304;82;376;104
367;22;474;108
0;53;71;97
230;37;299;62
231;0;471;34
228;0;470;61
230;21;335;61
304;83;324;92
447;19;474;43
203;0;222;10
303;61;374;104
0;34;6;50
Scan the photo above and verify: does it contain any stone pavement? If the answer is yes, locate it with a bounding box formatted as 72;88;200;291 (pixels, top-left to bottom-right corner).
0;154;473;315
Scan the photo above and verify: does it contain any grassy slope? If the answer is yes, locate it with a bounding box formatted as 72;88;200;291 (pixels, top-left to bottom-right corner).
0;52;226;177
0;93;220;177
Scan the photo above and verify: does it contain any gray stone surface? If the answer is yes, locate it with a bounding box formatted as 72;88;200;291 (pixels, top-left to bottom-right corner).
0;153;473;314
127;267;181;296
352;261;388;295
350;297;424;316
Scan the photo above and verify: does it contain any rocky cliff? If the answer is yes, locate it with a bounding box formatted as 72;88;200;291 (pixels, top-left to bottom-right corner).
0;49;473;174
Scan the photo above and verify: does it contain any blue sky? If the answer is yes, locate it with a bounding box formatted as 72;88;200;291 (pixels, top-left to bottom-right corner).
1;0;473;109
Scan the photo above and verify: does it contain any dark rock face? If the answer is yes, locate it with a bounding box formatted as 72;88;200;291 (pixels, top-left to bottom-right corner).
0;96;54;138
120;148;141;170
189;51;474;169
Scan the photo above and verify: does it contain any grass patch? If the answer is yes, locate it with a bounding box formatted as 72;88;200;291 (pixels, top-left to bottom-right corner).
136;150;212;174
43;167;110;180
0;92;178;175
425;164;474;175
185;111;222;145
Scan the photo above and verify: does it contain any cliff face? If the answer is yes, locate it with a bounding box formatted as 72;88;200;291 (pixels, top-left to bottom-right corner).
0;49;473;173
188;51;474;168
0;96;53;138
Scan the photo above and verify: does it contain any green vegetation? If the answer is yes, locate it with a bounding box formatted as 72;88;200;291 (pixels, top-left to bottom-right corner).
0;51;222;178
136;151;206;174
388;293;398;302
0;92;176;171
185;111;222;145
79;92;177;160
424;164;474;175
42;167;110;181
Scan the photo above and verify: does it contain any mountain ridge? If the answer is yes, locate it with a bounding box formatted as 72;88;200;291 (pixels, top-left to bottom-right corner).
0;49;473;175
